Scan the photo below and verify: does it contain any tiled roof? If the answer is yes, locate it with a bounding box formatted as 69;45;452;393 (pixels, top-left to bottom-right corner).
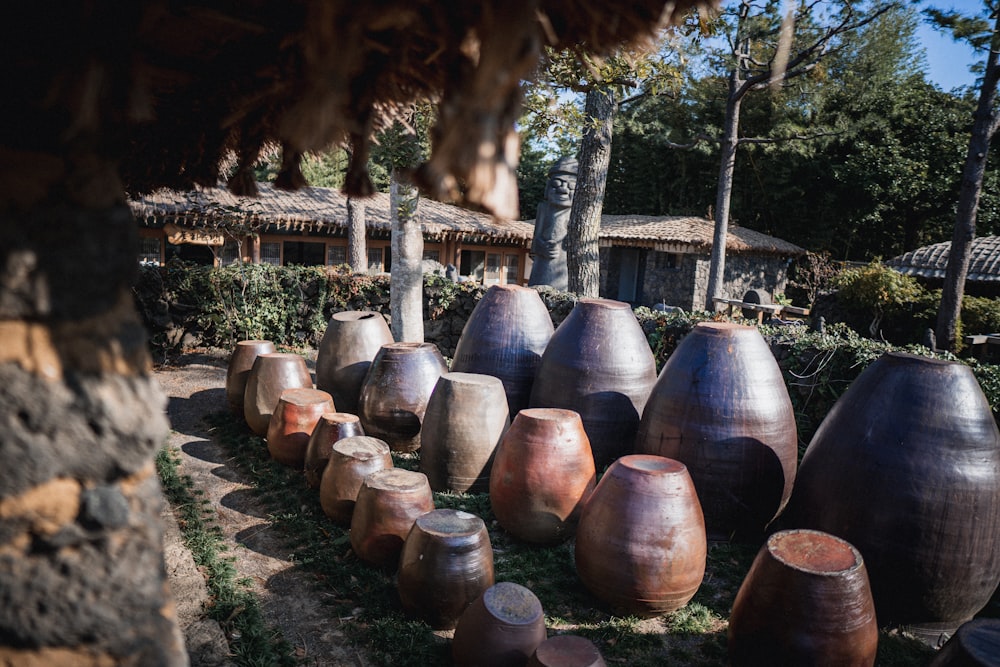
598;215;806;256
887;236;1000;281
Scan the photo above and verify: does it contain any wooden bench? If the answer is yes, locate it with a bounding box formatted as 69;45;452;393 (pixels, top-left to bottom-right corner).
963;333;1000;359
712;298;811;324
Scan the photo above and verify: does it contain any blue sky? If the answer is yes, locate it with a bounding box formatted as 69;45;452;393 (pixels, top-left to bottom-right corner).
917;0;990;91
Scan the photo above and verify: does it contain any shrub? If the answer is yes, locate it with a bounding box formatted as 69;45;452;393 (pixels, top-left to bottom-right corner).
832;261;929;342
962;295;1000;336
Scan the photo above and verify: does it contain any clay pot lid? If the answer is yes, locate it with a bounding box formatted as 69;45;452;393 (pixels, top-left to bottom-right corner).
440;372;505;388
278;387;333;406
381;341;438;352
364;468;428;492
491;283;531;293
696;321;753;333
236;339;274;347
883;350;956;368
319;411;361;425
333;436;390;459
577;297;629;310
332;310;381;322
415;509;485;537
768;529;862;575
260;351;305;360
482;582;543;625
617;454;687;476
532;635;604;665
518;407;580;423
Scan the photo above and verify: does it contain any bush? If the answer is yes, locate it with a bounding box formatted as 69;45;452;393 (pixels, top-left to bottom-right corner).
962;295;1000;336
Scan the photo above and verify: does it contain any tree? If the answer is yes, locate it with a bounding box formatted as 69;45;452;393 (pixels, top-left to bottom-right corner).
347;195;367;272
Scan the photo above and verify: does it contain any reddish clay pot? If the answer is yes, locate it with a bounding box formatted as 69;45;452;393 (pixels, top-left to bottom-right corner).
778;352;1000;641
528;636;607;667
529;298;656;470
397;509;495;630
318;436;392;524
451;284;554;416
930;618;1000;665
635;321;798;542
226;339;275;416
349;468;434;569
315;311;393;414
489;408;596;545
420;372;510;493
357;342;448;452
244;352;312;437
266;388;335;468
452;582;548;667
575;455;706;617
303;412;364;488
728;529;878;666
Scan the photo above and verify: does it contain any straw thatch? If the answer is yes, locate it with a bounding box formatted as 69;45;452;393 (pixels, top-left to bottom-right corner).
599;214;806;256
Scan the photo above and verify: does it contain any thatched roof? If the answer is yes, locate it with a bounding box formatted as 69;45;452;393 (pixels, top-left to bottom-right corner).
9;1;710;219
598;215;806;256
887;237;1000;282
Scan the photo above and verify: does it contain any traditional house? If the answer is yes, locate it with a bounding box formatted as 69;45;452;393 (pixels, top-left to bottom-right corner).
887;236;1000;297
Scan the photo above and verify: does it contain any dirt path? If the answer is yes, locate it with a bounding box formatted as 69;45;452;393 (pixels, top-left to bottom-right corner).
157;351;364;667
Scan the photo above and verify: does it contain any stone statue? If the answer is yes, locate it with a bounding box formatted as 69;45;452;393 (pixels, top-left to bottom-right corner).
528;156;578;290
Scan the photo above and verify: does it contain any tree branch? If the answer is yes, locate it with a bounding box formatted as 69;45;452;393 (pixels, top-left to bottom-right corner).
736;130;842;145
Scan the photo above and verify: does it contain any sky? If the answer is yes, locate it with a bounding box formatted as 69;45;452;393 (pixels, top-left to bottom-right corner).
917;0;989;91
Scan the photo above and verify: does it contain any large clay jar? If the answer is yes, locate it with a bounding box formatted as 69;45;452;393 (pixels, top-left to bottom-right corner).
357;342;448;452
319;436;393;525
420;373;510;494
778;352;1000;641
303;412;364;488
349;468;434;569
451;284;554;416
226;339;275;416
397;509;495;630
728;529;879;666
528;636;607;667
315;311;393;414
575;455;706;617
490;408;596;545
266;388;335;468
930;618;1000;666
529;298;656;470
452;582;548;667
635;321;798;542
244;352;312;437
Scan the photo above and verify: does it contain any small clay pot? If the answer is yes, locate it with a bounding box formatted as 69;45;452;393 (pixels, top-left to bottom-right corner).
528;636;607;667
266;388;335;468
397;509;495;630
728;529;879;666
349;468;434;569
226;339;275;416
490;408;596;545
315;311;393;414
452;582;548;667
319;436;393;525
244;352;312;437
420;372;510;493
929;618;1000;666
303;412;364;488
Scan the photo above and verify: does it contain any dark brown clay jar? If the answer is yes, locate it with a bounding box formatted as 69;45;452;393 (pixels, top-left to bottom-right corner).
635;321;798;542
319;436;392;524
778;352;1000;641
929;618;1000;666
349;468;434;569
357;342;448;452
728;529;878;666
303;412;364;488
397;509;495;630
451;284;554;416
575;455;706;617
452;582;548;667
528;635;607;667
244;352;312;437
420;372;510;493
489;408;596;545
315;311;393;414
266;388;335;468
528;298;657;470
226;339;275;416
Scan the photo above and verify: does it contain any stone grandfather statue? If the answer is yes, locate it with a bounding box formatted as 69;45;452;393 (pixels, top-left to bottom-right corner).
528;156;578;291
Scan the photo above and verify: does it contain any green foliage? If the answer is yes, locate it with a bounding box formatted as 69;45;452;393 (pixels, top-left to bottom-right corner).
832;261;927;336
961;295;1000;335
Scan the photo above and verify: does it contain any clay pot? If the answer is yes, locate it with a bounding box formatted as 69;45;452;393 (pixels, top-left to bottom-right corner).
635;321;798;542
528;298;657;470
244;352;312;437
490;408;596;545
357;342;449;452
318;436;393;524
397;509;495;630
265;388;335;468
451;284;554;416
778;352;1000;640
452;582;548;667
420;372;510;493
930;618;1000;666
225;339;275;416
575;455;706;617
315;311;393;414
528;636;607;667
728;529;878;666
303;412;364;488
349;468;434;569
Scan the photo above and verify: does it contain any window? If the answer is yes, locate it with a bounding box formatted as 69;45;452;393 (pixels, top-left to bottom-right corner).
485;253;501;285
423;250;440;263
459;250;485;281
261;242;281;265
282;241;325;266
656;252;680;270
504;254;520;285
327;244;347;266
220;241;242;265
138;237;161;265
368;247;384;273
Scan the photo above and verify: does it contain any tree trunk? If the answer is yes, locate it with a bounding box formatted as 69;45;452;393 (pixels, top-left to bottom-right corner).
347;196;367;272
706;73;743;311
567;87;617;297
936;15;1000;352
0;153;186;665
390;170;424;342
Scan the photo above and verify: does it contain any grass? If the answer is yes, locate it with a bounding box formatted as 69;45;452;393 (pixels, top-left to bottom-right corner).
194;410;938;666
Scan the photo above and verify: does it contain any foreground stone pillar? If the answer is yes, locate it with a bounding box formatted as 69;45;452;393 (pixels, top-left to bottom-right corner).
0;154;187;665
